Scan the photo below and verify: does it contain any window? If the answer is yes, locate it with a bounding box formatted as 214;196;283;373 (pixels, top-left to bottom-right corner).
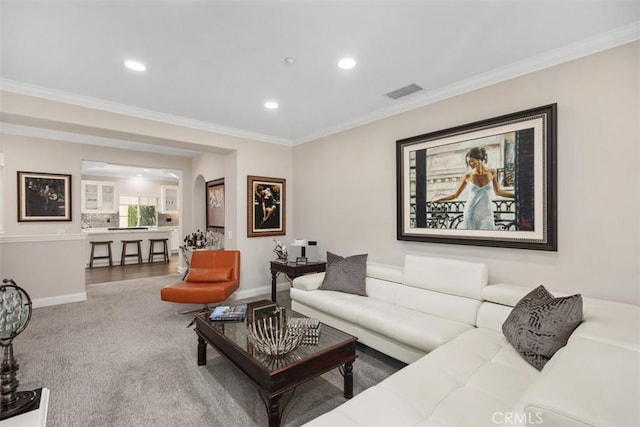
119;196;157;228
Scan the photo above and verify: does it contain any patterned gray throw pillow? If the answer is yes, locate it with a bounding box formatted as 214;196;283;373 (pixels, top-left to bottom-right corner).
502;285;583;370
319;252;368;296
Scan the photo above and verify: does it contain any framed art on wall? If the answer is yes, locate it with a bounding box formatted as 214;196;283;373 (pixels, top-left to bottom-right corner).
18;171;72;222
206;178;225;229
396;104;557;251
247;175;286;237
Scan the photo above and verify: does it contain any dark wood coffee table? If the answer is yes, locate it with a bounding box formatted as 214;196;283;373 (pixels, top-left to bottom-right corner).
194;300;357;427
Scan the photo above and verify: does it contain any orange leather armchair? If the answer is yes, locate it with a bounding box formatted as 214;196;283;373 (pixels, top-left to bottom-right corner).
161;250;240;310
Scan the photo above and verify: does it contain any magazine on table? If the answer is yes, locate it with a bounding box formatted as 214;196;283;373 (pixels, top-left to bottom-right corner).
209;304;248;322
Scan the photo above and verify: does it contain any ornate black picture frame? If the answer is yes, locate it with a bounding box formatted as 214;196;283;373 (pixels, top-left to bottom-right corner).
396;104;557;251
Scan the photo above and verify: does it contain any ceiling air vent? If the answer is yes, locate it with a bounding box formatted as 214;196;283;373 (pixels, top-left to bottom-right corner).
385;83;423;100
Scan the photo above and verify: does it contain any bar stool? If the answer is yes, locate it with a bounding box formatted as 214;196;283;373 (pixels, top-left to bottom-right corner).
89;240;113;268
149;238;169;263
121;239;143;265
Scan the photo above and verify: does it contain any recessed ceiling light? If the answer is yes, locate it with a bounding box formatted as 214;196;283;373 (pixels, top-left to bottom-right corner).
337;57;356;70
265;101;279;110
143;169;150;172
284;57;295;64
125;60;146;72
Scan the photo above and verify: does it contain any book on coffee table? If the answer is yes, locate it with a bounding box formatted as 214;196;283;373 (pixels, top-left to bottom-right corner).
209;304;248;322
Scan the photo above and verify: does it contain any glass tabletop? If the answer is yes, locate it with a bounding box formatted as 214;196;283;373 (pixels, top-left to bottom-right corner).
197;300;355;371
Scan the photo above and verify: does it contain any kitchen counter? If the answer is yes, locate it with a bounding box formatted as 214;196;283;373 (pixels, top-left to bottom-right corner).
83;228;172;266
83;227;171;234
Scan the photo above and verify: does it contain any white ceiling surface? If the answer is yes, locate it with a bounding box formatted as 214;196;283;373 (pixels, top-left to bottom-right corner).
1;1;639;149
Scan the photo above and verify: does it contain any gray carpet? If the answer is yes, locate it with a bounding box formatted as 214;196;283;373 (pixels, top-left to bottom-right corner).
14;275;404;426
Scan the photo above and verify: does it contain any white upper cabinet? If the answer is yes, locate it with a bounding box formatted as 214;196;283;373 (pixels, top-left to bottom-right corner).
81;180;118;213
160;185;179;213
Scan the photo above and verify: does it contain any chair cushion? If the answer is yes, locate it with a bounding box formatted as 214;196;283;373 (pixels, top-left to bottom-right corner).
160;280;238;304
319;252;368;296
186;267;232;283
502;285;583;370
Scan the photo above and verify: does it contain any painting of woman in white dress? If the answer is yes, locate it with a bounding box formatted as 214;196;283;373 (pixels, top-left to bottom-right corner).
397;104;556;250
434;147;514;230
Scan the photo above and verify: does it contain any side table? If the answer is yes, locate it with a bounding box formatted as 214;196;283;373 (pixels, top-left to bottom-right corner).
269;260;326;302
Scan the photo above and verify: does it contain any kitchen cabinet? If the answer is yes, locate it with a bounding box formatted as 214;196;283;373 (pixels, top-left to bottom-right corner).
168;228;180;253
160;185;179;213
81;180;117;213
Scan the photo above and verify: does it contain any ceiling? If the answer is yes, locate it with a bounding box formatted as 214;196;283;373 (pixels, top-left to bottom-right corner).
1;1;639;148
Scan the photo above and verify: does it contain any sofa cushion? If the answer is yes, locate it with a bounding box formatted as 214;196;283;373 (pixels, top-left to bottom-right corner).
402;255;488;300
366;261;402;283
185;267;232;283
394;285;481;326
517;336;640;427
304;328;538;427
502;285;583;370
291;272;325;291
358;303;473;352
290;287;382;325
319;252;367;296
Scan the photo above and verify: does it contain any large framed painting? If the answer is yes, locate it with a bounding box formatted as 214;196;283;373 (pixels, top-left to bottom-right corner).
18;171;72;222
396;104;557;251
206;178;225;229
247;175;286;237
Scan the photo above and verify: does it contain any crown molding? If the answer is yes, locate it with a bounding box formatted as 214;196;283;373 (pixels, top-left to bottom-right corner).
1;22;637;148
293;21;640;145
0;79;293;147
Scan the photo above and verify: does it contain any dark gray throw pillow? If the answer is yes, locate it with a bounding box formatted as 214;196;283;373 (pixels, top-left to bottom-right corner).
502;285;583;370
319;252;367;296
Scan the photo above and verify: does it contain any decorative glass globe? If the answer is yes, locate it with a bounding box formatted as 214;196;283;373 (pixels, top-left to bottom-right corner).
1;279;37;420
0;284;32;341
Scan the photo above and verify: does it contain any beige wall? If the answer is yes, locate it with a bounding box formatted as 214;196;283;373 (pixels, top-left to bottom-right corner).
0;135;193;305
1;42;637;306
293;42;640;305
0;96;295;303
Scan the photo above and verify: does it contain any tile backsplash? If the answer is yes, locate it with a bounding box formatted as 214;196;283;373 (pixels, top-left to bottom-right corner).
158;213;179;227
81;213;119;229
82;212;179;228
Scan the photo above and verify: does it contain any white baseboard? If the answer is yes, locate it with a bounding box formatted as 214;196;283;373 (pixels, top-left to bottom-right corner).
234;282;290;301
32;292;87;308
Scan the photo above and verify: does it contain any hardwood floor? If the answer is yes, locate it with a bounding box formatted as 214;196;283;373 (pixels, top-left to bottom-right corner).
85;254;181;285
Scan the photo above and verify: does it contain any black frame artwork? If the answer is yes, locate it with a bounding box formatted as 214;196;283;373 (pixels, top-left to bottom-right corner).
396;104;557;251
18;171;72;222
206;178;225;229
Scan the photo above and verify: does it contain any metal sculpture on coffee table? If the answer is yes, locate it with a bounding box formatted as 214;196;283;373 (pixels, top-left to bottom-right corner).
0;279;37;420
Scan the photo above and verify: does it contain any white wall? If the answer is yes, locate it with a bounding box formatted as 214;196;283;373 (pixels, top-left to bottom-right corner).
293;42;640;305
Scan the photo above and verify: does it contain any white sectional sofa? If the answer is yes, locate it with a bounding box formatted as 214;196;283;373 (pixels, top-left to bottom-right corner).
291;255;640;427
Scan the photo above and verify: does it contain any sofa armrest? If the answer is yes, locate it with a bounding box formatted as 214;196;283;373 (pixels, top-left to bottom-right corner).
292;272;326;291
